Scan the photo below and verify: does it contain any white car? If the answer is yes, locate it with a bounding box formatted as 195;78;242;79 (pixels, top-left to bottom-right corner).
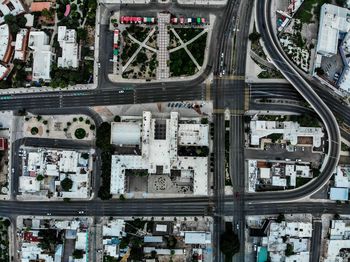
78;211;85;214
118;90;124;94
46;213;51;216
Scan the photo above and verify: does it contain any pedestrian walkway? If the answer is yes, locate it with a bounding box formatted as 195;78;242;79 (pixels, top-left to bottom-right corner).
156;13;170;79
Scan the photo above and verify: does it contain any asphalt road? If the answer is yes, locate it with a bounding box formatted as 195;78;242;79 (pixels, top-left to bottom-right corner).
247;0;341;202
310;220;322;262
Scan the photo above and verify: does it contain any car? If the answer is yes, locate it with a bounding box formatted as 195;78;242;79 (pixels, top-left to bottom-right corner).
46;213;51;216
222;69;226;75
301;146;305;151
78;211;85;214
236;223;239;230
221;52;224;58
98;63;101;68
118;90;124;94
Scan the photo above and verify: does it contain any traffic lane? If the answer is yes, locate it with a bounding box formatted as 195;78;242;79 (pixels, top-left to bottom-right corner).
0;96;60;110
254;0;340;201
310;221;322;262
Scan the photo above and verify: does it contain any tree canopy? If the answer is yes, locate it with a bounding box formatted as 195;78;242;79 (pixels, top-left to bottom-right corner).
220;231;240;257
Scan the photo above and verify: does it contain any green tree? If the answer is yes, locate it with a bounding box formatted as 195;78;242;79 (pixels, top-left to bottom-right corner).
201;118;209;124
36;175;44;181
96;122;112;151
119;194;126;200
114;115;121;122
61;177;73;191
285;243;294;256
81;153;89;159
249;32;261;42
77;28;88;41
276;213;285;223
72;249;84;259
220;231;240;257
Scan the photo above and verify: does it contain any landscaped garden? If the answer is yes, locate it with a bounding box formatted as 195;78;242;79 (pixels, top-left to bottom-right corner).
121;34;140;66
170;48;197;77
0;218;10;262
123;48;157;79
187;32;207;65
126;25;151;42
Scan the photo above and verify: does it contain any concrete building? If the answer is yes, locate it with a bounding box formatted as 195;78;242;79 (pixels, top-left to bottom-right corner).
315;4;350;93
14;28;28;61
250;120;324;147
110;111;209;196
329;165;350;201
262;221;311;261
247;160;312;191
28;31;53;81
0;23;12;80
0;0;25;24
324;220;350;261
57;26;79;68
19;148;91;199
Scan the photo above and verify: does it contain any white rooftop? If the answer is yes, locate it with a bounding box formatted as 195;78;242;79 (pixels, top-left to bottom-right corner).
111;122;141;145
334;165;350;188
21;243;54;262
57;26;79;68
14;28;27;60
110;111;209;196
316;4;350;57
29;31;52;81
19;176;40;193
103;219;125;237
184;232;211;244
178;124;209;146
0;24;10;62
0;0;25;24
250;120;324;147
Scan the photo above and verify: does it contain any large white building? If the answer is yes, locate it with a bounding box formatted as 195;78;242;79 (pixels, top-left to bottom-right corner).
262;221;312;262
315;4;350;93
324;220;350;261
28;31;53;82
250;120;324;147
19;149;91;199
57;26;79;68
110;111;209;196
